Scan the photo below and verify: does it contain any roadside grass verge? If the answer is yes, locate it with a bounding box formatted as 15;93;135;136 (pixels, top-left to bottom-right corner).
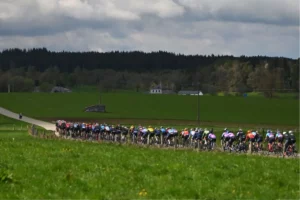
0;115;45;131
0;115;28;130
0;132;299;199
0;92;298;126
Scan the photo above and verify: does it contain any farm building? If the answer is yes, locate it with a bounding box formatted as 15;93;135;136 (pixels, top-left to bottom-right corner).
150;87;162;94
149;82;175;94
51;86;72;93
178;90;203;96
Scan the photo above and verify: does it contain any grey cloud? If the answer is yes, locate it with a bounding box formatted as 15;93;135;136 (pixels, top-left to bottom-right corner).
176;0;299;26
0;0;298;58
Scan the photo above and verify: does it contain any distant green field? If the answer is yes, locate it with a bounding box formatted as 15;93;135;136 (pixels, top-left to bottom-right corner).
0;131;298;199
0;92;298;127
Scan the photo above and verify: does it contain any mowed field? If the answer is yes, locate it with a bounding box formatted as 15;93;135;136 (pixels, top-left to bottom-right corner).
0;131;299;199
0;92;298;127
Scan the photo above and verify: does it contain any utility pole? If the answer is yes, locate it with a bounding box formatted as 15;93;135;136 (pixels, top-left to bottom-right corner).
197;81;200;125
99;88;101;105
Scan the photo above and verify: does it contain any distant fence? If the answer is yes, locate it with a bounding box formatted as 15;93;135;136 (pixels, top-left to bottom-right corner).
0;124;28;131
27;125;57;139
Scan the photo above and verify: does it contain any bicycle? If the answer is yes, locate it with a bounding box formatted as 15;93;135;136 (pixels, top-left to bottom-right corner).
235;140;247;153
273;142;283;156
285;144;298;158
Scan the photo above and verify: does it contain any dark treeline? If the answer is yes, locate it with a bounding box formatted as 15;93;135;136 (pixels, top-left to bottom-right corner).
0;48;299;96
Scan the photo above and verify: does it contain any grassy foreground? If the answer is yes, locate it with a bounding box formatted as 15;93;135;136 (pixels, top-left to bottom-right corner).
0;92;298;126
0;132;299;199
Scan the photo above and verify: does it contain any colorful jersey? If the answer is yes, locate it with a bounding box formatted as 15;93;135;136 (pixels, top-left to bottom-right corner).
208;133;216;139
266;133;275;139
132;128;139;134
183;130;189;136
246;133;255;139
275;133;283;138
142;128;148;133
236;132;245;138
148;128;154;133
203;130;209;136
228;132;235;138
222;132;230;138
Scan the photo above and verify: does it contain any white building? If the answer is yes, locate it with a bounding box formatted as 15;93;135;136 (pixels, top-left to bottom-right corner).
150;88;162;94
178;90;203;96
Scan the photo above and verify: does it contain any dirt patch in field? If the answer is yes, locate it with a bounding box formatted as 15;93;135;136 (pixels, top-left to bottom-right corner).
39;117;298;130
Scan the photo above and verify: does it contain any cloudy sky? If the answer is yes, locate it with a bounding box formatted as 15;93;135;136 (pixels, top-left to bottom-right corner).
0;0;299;58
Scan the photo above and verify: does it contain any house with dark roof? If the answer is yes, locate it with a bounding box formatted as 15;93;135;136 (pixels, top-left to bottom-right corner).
178;90;203;96
51;86;72;93
149;82;176;94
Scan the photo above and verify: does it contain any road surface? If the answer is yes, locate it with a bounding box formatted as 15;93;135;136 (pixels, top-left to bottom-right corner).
0;107;59;136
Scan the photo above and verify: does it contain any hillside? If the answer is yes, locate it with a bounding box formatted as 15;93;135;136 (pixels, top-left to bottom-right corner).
0;48;298;94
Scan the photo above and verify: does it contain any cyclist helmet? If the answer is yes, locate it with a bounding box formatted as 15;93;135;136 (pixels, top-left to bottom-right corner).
288;130;293;134
283;132;287;135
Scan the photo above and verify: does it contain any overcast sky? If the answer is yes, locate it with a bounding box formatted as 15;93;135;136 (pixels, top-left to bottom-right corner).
0;0;299;58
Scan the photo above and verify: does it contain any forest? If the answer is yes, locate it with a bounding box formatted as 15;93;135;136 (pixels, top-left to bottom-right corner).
0;48;298;95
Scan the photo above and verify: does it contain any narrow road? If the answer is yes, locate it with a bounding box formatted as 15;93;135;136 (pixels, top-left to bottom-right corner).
0;107;58;136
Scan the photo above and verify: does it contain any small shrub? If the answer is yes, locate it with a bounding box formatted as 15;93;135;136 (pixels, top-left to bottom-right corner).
0;165;14;183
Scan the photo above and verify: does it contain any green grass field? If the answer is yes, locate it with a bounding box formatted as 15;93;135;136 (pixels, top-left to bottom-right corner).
0;92;298;127
0;115;29;130
0;131;299;199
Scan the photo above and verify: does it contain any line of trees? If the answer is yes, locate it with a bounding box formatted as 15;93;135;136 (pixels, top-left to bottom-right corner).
0;48;298;96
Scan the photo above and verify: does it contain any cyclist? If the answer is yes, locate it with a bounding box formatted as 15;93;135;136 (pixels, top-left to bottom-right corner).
228;130;235;149
236;129;245;142
131;126;139;139
141;127;148;142
182;128;189;142
154;127;161;142
203;128;210;144
264;130;275;152
283;131;297;156
190;128;196;140
130;125;135;132
160;126;167;139
236;128;246;151
198;128;204;142
275;130;284;148
221;128;230;148
147;126;155;138
207;130;217;149
255;131;263;150
245;130;255;150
